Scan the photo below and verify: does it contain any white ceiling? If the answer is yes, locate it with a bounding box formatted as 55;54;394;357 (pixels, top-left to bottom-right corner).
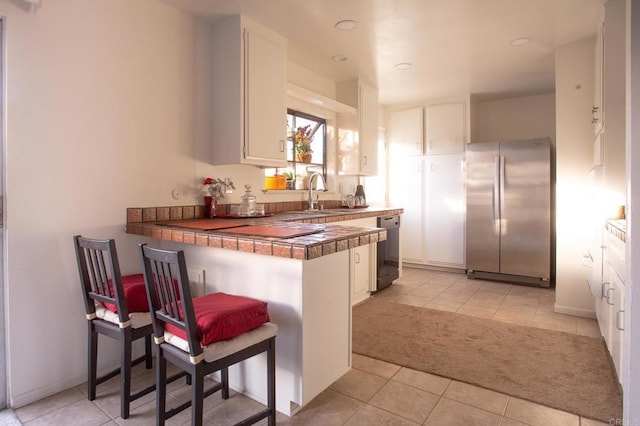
161;0;603;105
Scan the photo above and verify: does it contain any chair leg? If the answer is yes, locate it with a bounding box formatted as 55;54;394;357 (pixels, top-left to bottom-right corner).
144;335;153;369
267;339;276;426
120;328;133;419
192;368;204;426
87;323;98;401
156;346;167;426
221;367;229;399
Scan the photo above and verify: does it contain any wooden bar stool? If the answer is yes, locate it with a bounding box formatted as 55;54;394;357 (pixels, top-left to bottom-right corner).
74;235;156;419
139;244;277;426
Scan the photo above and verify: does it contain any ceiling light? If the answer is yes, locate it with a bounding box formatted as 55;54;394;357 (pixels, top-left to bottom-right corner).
510;37;531;46
394;63;412;71
335;20;357;31
332;55;349;63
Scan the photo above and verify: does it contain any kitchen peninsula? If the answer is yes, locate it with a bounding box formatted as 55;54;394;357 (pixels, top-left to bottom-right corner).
126;203;402;416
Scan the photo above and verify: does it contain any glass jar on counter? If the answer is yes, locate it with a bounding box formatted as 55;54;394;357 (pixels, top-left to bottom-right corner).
239;185;257;216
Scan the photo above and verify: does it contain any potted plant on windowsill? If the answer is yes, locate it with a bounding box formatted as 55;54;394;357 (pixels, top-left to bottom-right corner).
294;125;313;163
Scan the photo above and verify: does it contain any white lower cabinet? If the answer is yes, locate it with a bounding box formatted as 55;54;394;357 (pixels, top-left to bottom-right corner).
596;224;625;386
334;217;377;305
351;244;371;305
608;270;625;380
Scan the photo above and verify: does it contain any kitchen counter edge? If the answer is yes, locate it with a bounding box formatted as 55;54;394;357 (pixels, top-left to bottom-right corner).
126;206;403;261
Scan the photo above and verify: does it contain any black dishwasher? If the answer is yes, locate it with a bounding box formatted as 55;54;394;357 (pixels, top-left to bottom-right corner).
375;215;400;293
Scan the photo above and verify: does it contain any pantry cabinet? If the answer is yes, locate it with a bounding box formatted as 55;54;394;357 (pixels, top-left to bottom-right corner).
425;154;465;268
211;15;288;167
426;102;465;155
337;79;379;175
388;156;425;264
388;103;466;269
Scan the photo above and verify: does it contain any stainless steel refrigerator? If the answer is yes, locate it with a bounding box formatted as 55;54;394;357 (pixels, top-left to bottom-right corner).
465;138;552;287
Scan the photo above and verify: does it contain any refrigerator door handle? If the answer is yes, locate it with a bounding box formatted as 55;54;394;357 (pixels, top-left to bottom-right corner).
499;155;505;232
493;156;500;234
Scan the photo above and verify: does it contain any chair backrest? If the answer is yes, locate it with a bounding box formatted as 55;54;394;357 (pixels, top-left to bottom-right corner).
74;235;130;324
139;244;202;359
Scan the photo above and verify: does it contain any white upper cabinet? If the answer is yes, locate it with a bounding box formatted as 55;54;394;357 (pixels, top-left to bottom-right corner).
593;16;604;135
211;15;287;167
601;0;626;197
426;102;465;155
337;79;379;175
388;107;424;155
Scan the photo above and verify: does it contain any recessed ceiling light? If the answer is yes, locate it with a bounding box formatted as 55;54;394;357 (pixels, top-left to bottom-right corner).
335;20;358;31
510;37;531;46
332;54;349;63
394;63;412;71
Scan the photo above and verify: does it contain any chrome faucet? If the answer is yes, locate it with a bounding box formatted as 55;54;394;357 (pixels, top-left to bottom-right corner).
308;172;327;210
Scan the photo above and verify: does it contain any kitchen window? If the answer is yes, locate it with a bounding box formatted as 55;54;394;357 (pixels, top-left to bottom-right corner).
265;109;326;189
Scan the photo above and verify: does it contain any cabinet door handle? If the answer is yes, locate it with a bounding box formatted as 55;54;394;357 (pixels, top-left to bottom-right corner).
355;252;360;264
601;281;610;299
279;140;285;152
616;310;625;331
606;287;614;305
592;106;599;113
362;155;368;166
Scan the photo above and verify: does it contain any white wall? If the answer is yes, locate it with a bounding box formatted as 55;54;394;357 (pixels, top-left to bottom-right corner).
554;38;599;317
0;0;358;407
472;93;556;144
1;0;202;406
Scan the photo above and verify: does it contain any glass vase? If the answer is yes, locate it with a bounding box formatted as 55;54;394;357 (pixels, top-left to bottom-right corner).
204;196;217;218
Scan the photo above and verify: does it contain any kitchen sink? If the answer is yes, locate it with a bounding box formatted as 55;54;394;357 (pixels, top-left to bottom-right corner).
285;210;343;216
325;208;369;213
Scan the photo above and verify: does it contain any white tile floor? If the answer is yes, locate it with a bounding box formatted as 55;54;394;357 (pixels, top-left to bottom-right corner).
4;268;610;425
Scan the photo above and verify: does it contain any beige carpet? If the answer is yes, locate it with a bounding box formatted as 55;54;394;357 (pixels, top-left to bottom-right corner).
352;297;622;423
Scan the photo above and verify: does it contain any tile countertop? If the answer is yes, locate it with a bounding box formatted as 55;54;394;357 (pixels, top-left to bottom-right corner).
126;206;403;260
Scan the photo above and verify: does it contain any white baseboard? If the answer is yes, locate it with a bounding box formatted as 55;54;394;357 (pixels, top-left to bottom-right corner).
10;374;85;409
554;304;596;319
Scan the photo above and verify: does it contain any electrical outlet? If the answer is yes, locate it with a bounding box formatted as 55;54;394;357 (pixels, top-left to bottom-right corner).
187;267;206;296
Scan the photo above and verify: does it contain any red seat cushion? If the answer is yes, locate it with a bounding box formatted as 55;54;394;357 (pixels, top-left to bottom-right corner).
102;274;149;313
166;292;270;346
